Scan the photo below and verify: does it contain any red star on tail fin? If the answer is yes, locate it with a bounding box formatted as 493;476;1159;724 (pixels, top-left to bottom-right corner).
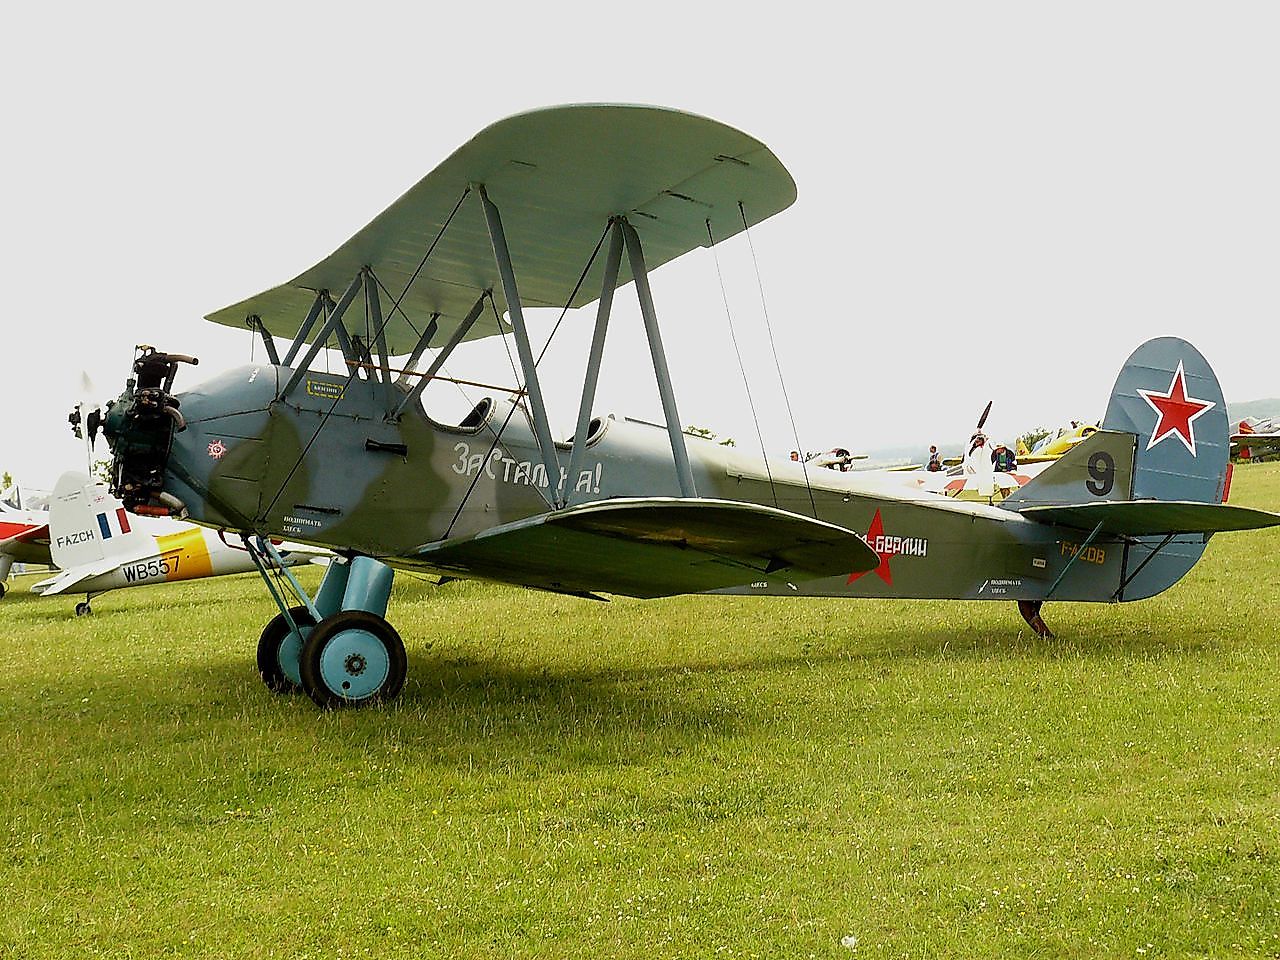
1137;361;1215;456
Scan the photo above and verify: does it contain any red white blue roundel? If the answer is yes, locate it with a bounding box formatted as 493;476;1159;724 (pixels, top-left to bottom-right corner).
1136;360;1215;456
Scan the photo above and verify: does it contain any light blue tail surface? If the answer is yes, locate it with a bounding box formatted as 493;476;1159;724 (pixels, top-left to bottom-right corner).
1004;337;1233;601
1100;337;1229;599
1101;337;1230;504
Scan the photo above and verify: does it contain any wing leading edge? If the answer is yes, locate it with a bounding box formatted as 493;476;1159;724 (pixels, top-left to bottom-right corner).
206;104;797;355
399;498;877;599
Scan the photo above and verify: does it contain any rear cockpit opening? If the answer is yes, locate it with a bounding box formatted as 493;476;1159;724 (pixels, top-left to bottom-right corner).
562;415;611;447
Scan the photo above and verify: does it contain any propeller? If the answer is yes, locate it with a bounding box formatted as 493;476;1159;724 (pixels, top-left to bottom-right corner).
975;400;993;432
67;370;108;475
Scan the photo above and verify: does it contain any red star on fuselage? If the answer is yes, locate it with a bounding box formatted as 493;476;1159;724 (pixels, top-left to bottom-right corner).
1137;361;1215;456
848;508;894;585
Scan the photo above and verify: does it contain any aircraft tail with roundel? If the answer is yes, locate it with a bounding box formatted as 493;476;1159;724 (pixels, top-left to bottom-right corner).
1001;336;1273;600
34;472;327;609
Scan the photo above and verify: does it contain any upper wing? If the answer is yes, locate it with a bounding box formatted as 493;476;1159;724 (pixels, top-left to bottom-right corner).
1018;500;1280;536
399;497;877;599
206;104;797;355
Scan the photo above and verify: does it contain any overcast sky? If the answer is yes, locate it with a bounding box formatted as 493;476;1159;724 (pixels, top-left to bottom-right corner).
3;1;1277;490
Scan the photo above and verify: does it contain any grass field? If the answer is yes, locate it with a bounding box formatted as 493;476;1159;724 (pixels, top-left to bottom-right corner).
3;466;1279;959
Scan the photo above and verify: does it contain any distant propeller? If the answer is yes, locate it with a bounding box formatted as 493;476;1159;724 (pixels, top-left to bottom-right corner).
975;400;993;432
967;400;994;457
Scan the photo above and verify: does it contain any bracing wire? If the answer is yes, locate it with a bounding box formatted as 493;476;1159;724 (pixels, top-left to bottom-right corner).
490;294;525;397
705;219;777;508
739;202;817;519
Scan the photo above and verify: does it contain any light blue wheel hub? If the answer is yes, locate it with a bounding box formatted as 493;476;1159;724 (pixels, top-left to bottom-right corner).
278;625;311;688
318;628;390;700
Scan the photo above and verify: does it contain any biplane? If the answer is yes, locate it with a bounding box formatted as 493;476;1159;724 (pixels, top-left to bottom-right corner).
94;104;1280;708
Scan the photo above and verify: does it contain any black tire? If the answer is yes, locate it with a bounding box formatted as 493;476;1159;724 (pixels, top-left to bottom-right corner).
256;606;317;695
0;581;7;599
75;601;92;617
298;610;407;709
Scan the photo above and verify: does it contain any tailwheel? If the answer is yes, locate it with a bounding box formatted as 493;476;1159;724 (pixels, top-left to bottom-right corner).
257;606;317;695
298;610;407;709
0;582;7;599
1017;600;1054;640
75;600;92;617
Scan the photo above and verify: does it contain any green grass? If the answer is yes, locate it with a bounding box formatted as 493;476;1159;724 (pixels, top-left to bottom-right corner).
3;466;1279;959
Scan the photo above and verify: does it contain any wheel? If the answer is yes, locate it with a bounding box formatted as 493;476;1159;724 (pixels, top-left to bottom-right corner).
0;581;7;599
75;601;92;617
298;610;406;709
256;606;317;695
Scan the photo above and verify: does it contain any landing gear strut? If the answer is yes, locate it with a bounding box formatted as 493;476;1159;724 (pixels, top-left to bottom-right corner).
1017;600;1054;639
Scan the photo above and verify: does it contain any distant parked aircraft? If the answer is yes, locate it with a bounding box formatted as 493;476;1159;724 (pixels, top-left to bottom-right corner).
0;486;50;598
32;473;325;615
1232;417;1280;461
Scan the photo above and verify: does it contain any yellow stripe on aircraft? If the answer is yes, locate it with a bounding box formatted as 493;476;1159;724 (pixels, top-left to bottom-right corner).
154;528;213;581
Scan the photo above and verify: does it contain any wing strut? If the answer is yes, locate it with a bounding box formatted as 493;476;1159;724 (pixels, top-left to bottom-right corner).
281;273;364;398
566;219;624;505
479;186;564;506
622;218;697;498
395;313;439;390
281;292;326;367
365;271;391;389
248;316;281;366
389;293;488;420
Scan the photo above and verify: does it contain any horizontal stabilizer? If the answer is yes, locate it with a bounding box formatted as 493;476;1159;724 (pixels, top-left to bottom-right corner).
31;556;123;596
1018;500;1280;536
405;497;878;598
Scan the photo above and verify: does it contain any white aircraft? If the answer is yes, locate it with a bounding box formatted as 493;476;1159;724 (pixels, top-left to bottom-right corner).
32;472;325;615
0;486;50;598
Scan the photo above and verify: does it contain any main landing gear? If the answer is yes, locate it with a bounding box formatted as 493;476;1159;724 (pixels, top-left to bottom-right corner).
247;541;406;708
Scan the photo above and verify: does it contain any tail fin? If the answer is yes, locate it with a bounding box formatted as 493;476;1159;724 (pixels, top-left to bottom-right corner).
1005;337;1228;509
1002;338;1273;601
48;472;147;571
1101;336;1229;503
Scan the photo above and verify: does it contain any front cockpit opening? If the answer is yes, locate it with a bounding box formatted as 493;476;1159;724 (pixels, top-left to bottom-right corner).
458;398;493;430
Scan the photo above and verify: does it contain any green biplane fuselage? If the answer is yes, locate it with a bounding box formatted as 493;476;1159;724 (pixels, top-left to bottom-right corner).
135;354;1219;610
